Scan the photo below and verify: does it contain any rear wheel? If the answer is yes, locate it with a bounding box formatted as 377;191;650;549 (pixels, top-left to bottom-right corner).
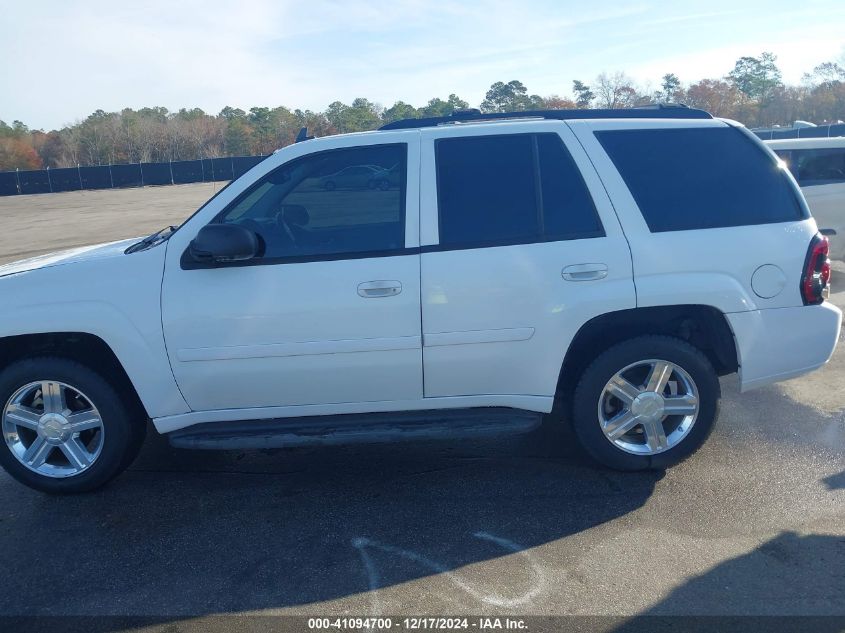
0;357;144;493
571;336;720;470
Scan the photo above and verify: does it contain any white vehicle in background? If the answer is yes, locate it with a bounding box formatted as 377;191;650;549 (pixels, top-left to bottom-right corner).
767;137;845;259
0;106;840;494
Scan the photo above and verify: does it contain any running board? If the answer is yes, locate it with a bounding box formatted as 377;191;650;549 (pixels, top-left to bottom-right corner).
166;408;542;450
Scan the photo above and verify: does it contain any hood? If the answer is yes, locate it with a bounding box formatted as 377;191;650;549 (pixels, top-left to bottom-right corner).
0;237;143;278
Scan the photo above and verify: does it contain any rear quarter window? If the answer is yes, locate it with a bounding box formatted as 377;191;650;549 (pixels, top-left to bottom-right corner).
596;127;807;232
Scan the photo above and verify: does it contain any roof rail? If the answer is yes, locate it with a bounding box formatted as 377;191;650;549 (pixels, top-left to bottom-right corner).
379;104;712;130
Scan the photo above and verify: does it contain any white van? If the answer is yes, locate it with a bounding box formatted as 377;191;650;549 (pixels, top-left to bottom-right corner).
767;137;845;259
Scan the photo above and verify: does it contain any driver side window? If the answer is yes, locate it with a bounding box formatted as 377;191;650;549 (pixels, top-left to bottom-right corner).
218;144;407;260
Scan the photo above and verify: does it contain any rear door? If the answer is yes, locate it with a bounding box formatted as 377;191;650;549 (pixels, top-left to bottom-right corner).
419;122;636;401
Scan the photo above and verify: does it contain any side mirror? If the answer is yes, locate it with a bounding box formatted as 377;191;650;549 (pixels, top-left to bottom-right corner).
189;224;259;264
820;228;837;237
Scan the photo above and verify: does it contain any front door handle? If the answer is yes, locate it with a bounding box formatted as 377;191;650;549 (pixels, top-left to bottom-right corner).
358;280;402;298
562;263;608;282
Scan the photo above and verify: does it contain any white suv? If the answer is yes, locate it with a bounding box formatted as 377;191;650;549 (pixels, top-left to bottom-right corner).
0;106;840;493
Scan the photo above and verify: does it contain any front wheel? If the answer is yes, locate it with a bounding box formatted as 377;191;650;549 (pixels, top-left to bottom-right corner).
0;357;144;493
571;336;720;471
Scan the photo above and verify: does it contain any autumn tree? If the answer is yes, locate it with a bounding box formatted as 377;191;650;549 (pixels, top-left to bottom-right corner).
682;79;741;118
0;138;40;170
3;52;844;174
0;120;42;170
541;95;576;110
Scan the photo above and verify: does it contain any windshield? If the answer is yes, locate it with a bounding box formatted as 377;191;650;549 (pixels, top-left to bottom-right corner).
175;179;237;231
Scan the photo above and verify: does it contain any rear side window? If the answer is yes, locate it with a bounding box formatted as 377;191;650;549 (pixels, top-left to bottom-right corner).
788;148;845;186
436;133;603;247
437;134;538;244
596;127;807;232
537;134;604;239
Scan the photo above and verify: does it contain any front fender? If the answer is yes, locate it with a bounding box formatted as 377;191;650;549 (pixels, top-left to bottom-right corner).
0;246;190;418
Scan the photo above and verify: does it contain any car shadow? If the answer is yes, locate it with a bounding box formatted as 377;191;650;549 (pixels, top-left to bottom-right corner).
0;415;661;618
612;531;845;631
823;470;845;490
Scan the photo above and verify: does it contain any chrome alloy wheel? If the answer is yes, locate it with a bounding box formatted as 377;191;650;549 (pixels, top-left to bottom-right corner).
2;381;105;478
598;359;699;456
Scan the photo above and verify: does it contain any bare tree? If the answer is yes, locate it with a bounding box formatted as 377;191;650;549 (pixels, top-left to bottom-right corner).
594;72;640;108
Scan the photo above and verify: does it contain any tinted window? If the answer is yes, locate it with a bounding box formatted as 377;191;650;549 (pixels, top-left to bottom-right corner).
793;148;845;186
773;149;791;165
218;144;405;259
537;134;604;239
436;134;603;246
437;134;538;245
597;127;807;232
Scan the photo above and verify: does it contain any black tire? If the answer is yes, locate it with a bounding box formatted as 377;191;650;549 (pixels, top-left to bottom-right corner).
0;357;144;494
571;335;720;471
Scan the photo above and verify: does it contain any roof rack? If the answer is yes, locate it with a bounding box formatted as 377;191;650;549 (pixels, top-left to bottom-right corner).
379;104;712;131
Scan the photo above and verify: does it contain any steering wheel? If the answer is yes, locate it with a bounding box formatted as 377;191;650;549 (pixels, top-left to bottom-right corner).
234;217;296;258
273;210;299;249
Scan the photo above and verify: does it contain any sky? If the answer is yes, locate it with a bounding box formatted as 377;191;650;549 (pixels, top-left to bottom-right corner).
1;0;844;131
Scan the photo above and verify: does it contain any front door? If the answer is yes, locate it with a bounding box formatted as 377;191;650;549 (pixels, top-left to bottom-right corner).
161;140;422;412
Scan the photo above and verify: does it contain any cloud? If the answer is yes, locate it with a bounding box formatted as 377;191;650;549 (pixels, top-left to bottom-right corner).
1;0;843;129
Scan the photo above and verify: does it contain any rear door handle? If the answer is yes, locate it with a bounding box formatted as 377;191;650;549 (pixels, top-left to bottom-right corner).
358;280;402;298
562;263;608;281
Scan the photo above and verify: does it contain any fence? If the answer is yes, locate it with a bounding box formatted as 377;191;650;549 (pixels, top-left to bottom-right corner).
752;123;845;141
0;155;269;197
3;123;844;197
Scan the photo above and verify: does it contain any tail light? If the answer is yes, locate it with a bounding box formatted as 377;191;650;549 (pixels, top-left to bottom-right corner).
801;234;831;305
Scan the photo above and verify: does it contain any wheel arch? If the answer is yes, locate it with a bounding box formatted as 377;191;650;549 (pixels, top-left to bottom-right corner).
0;332;148;421
556;305;738;407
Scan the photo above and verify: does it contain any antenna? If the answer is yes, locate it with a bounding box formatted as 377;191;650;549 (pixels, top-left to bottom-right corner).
295;127;314;143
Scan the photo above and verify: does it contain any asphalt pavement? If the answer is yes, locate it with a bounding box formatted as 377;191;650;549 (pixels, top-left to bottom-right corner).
0;302;842;629
0;188;842;630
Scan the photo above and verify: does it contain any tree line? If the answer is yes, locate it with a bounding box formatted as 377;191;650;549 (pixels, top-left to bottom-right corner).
1;52;843;172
